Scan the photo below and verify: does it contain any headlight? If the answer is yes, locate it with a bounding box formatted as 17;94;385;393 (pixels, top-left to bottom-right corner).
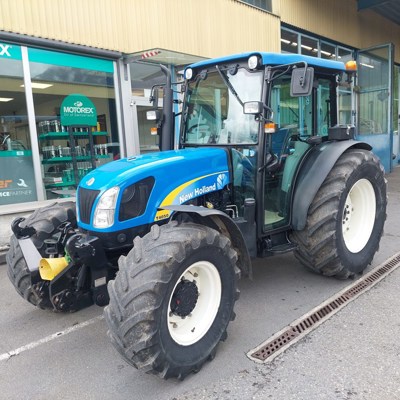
119;177;155;222
93;186;120;228
248;55;259;70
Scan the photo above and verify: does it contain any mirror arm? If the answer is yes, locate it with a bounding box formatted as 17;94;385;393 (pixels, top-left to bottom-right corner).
296;62;308;88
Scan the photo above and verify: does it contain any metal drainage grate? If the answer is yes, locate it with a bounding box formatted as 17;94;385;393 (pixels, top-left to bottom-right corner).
248;252;400;363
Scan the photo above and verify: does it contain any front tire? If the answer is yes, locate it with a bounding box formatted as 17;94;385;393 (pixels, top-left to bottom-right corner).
6;202;77;309
292;148;387;279
104;221;240;380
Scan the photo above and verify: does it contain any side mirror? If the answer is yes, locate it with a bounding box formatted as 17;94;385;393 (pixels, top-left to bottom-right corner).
290;67;314;97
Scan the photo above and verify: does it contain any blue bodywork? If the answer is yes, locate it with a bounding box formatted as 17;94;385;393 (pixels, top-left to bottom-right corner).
77;147;230;233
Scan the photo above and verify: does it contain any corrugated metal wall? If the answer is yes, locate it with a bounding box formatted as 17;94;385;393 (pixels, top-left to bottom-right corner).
0;0;399;61
280;0;400;63
0;0;280;57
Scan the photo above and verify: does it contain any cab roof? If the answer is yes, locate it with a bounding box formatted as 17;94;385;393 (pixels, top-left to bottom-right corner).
188;51;346;73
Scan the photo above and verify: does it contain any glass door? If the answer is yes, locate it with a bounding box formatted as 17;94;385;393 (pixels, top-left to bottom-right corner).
356;44;394;172
393;65;399;166
131;97;162;154
0;42;37;205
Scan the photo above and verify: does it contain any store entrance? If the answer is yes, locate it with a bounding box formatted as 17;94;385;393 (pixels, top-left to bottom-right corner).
356;43;394;172
126;50;206;155
131;97;162;154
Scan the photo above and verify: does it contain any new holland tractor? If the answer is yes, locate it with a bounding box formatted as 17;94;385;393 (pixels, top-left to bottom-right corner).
7;52;387;379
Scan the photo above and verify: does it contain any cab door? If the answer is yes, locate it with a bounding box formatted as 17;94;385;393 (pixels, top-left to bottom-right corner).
263;75;334;232
355;44;394;172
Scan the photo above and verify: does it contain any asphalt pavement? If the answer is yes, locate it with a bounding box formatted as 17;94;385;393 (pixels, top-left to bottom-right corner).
176;165;400;400
0;165;399;400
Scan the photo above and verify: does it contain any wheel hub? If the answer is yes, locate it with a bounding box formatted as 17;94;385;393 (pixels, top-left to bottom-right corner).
342;178;376;253
170;278;199;317
342;200;353;231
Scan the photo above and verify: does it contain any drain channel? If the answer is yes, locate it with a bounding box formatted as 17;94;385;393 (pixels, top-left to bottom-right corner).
247;252;400;363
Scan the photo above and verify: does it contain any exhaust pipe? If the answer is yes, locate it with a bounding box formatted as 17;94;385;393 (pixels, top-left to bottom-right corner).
39;257;68;281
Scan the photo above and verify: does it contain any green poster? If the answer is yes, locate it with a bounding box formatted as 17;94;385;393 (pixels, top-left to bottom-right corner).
0;151;37;205
60;94;97;126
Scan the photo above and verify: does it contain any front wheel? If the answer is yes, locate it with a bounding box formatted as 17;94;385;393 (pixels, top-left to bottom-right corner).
291;148;387;279
6;202;77;309
104;221;240;380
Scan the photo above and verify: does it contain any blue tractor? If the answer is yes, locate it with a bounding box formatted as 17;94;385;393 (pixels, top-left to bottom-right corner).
7;52;387;379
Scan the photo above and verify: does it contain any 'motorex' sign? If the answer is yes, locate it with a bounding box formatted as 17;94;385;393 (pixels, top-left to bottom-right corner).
60;94;97;126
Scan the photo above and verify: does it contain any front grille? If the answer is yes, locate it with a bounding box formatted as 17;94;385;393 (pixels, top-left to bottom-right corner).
78;187;100;224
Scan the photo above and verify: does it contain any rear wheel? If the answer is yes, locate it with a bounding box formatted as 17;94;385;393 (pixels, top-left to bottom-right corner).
6;202;77;309
104;221;240;380
292;149;387;279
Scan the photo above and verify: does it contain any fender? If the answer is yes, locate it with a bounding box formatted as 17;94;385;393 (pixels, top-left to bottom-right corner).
291;139;372;231
162;205;252;278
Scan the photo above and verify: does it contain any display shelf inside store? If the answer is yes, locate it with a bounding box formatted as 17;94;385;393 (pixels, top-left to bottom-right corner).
38;131;108;140
45;180;76;189
42;154;110;164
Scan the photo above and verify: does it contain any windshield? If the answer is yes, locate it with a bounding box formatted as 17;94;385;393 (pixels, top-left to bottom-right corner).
183;67;263;145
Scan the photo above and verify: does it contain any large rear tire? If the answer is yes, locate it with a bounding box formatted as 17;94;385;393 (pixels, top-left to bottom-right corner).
6;202;77;309
291;148;387;279
104;221;240;380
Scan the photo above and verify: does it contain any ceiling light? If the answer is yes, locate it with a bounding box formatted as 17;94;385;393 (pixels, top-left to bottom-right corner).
20;82;53;89
0;97;13;102
360;62;374;69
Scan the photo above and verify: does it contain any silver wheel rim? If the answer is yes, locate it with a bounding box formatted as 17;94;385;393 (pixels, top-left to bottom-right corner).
342;178;376;253
167;261;222;346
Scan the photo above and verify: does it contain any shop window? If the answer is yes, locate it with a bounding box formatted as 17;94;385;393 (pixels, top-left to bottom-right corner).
239;0;272;12
357;51;390;135
0;42;37;205
130;63;166;153
281;29;299;53
337;47;354;63
281;28;355;128
320;42;336;60
281;28;354;63
130;63;165;98
28;48;119;199
300;35;319;57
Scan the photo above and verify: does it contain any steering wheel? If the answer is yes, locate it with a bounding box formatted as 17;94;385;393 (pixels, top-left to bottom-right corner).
186;124;211;142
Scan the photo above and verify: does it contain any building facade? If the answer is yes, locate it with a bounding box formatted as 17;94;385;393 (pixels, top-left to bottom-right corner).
0;0;399;214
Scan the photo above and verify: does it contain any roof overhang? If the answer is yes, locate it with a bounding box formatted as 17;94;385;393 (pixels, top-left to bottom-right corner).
123;48;206;67
189;52;347;73
358;0;400;25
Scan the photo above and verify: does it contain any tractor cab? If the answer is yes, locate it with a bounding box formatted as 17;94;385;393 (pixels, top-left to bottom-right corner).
179;52;357;243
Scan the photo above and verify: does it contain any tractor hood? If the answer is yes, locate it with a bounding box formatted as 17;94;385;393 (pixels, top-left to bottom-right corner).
77;147;231;232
